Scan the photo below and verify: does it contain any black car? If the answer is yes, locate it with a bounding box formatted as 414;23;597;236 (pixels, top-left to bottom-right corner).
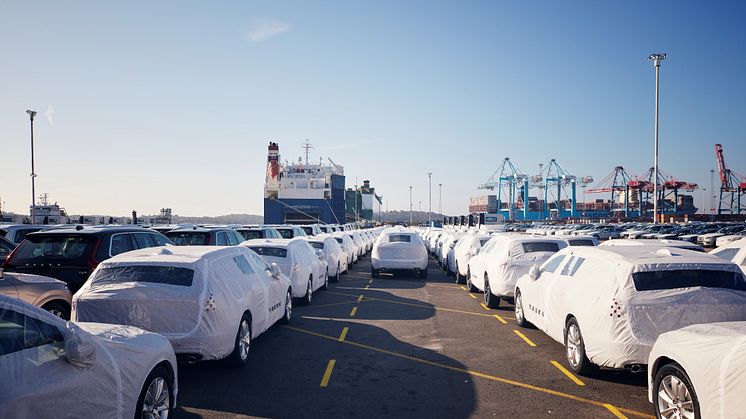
235;227;283;241
2;226;173;292
165;227;245;246
0;236;15;259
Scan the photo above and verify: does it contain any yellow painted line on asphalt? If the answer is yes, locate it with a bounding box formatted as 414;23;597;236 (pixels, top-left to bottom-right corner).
357;294;364;303
338;327;349;342
550;360;585;386
364;285;370;290
349;306;358;317
325;290;498;318
368;279;373;284
469;294;477;299
460;285;467;291
513;330;537;347
284;325;653;418
493;314;508;324
480;303;490;311
604;404;628;419
319;359;336;387
295;300;358;311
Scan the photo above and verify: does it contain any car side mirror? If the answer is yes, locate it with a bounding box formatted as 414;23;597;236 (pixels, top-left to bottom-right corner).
316;249;325;260
64;324;96;368
529;264;541;281
270;263;281;279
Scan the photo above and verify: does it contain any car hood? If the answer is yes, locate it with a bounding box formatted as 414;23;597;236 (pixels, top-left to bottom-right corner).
77;321;174;350
5;272;68;286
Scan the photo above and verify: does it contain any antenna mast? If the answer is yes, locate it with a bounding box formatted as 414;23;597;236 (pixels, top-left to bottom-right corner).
302;139;314;166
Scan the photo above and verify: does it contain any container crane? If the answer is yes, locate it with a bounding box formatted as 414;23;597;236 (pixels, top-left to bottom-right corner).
716;144;746;214
587;166;631;216
535;159;577;219
478;157;528;220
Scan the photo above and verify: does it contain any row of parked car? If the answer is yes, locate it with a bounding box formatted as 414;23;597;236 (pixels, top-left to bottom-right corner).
417;224;746;419
0;221;382;418
525;221;746;247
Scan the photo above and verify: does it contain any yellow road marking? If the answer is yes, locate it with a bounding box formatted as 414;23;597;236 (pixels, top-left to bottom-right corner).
604;404;628;419
338;327;349;342
480;303;490;311
319;359;336;387
469;294;477;299
357;294;364;303
368;279;373;284
493;314;508;324
364;285;370;289
349;306;358;316
513;330;537;347
325;290;503;318
460;285;467;291
550;360;585;386
284;326;653;418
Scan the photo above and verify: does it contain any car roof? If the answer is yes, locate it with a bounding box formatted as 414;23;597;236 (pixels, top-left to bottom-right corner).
26;225;150;236
101;245;242;265
167;227;233;233
564;245;730;266
240;238;291;248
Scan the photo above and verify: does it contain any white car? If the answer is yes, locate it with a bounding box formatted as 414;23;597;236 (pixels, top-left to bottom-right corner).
371;227;428;279
308;235;348;281
715;230;746;247
453;233;492;284
243;238;327;305
0;294;178;418
555;235;599;247
709;237;746;274
74;246;291;367
601;238;704;252
648;321;746;419
333;232;358;265
514;246;746;375
469;236;566;308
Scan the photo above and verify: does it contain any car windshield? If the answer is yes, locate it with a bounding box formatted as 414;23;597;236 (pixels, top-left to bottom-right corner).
238;230;262;240
309;242;324;250
91;265;194;287
522;242;560;253
249;246;288;257
301;227;313;235
567;239;595;246
9;234;95;264
276;229;293;239
388;234;412;243
632;269;746;291
166;232;210;245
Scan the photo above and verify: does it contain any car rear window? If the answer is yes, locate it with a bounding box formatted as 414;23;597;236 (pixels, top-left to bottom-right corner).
522;242;560;253
712;248;739;261
238;230;263;240
276;229;293;239
388;234;412;243
631;269;746;291
9;235;96;264
166;232;210;246
91;266;194;287
568;239;595;246
249;246;288;258
310;242;324;250
301;227;313;235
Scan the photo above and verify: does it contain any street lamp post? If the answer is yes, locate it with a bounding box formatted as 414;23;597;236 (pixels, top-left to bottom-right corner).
438;183;442;216
427;172;432;226
409;186;413;226
648;53;667;224
26;110;37;225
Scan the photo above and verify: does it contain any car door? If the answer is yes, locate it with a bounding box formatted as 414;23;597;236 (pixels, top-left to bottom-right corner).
132;232;155;250
229;253;270;335
522;253;566;333
247;251;285;324
0;307;118;417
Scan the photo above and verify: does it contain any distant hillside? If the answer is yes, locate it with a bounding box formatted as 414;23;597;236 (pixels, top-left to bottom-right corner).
380;210;446;224
165;214;263;225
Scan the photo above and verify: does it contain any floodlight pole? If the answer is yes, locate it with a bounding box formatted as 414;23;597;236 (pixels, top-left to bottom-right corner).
649;53;666;224
26;110;37;225
438;183;442;216
409;186;413;226
427;172;432;226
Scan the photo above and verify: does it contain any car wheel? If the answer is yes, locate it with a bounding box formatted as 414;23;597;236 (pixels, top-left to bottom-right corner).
333;263;340;282
565;317;595;376
136;364;173;419
466;269;477;292
280;289;292;324
321;270;329;290
514;290;532;328
228;313;252;367
302;277;313;305
653;363;699;419
418;269;428;279
41;301;70;320
371;268;380;278
484;276;500;308
455;264;465;285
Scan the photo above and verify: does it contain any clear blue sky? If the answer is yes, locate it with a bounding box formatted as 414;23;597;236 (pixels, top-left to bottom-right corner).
1;0;744;216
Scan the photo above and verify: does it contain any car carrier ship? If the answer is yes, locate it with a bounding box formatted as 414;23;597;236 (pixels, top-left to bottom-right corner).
263;141;346;224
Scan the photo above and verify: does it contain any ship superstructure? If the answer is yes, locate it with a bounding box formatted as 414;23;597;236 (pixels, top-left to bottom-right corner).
263;141;346;224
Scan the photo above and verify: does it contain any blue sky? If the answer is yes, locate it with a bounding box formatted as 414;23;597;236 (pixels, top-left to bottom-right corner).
1;0;744;216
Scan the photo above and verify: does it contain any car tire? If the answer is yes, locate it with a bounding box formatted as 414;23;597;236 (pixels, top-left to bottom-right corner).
227;313;252;367
466;269;477;292
653;362;700;419
484;276;500;308
514;290;533;328
455;264;465;285
41;300;70;320
302;277;313;305
371;268;380;278
321;270;329;290
135;364;174;419
564;317;596;376
280;289;292;324
333;263;341;282
418;269;428;279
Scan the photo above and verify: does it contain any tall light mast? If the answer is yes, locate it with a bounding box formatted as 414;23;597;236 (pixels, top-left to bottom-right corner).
26;110;37;224
648;53;667;223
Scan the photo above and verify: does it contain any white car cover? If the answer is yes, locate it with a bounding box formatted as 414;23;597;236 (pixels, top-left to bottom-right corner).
0;295;177;418
648;322;746;419
73;246;288;361
517;246;746;369
372;227;428;271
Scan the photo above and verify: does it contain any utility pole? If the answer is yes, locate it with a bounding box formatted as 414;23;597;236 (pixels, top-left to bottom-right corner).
427;172;432;226
26;110;37;225
710;169;716;215
409;186;413;226
438;183;442;216
648;53;667;224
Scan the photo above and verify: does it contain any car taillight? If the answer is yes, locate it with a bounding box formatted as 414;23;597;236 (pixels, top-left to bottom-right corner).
2;245;20;270
88;238;102;272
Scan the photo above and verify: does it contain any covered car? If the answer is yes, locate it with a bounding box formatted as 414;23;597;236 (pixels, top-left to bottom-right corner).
709;237;746;274
333;232;358;265
73;246;292;367
601;238;704;252
308;235;347;281
0;294;178;418
647;321;746;419
371;227;428;279
514;246;746;375
453;233;492;284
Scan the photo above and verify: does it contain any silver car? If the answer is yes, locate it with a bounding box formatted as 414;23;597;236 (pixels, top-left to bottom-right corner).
0;270;72;319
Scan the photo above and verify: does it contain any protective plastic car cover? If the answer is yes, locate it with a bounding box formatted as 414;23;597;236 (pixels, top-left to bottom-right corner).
539;246;746;369
488;238;566;297
73;246;270;361
372;228;428;270
648;322;746;418
0;295;177;419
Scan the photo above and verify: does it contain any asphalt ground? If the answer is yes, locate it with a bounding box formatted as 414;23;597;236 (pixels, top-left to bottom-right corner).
175;253;654;419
